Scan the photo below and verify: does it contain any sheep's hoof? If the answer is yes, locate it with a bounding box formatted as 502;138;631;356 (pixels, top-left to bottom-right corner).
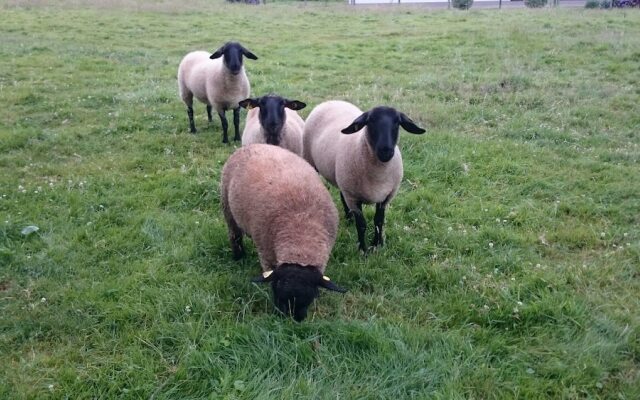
233;135;241;142
190;128;197;134
358;245;370;256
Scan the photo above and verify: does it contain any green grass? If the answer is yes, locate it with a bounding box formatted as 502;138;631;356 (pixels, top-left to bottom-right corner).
1;1;639;398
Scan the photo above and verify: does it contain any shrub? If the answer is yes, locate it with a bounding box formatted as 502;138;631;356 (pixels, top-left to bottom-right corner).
585;0;600;6
524;0;548;7
452;0;474;9
600;0;612;7
613;0;640;7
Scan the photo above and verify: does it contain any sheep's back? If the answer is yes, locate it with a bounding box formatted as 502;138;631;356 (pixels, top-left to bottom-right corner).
303;100;362;185
178;51;214;103
280;109;304;156
223;144;336;245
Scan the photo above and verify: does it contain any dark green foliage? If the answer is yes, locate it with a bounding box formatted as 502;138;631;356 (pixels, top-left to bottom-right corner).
585;0;601;7
452;0;474;9
525;0;548;7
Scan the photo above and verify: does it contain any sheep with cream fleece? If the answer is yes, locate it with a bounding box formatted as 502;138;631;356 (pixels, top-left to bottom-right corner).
239;95;306;156
303;100;425;253
178;41;257;142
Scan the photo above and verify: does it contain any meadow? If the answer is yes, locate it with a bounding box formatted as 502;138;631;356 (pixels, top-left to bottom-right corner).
1;1;639;398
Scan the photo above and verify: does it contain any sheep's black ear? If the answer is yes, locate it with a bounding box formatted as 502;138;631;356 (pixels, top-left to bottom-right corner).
284;100;306;111
319;276;347;293
341;112;369;134
239;98;259;110
210;46;225;59
251;270;276;283
242;47;258;60
399;113;426;134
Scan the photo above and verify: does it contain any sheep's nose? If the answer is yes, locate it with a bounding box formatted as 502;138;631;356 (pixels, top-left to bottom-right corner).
377;148;394;162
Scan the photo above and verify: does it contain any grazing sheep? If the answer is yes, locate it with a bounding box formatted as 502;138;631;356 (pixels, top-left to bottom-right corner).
303;100;426;253
238;95;306;156
221;144;347;322
177;41;258;142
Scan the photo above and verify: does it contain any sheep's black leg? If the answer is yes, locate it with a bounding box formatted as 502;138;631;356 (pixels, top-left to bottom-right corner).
233;107;241;141
351;203;368;254
218;110;229;143
206;105;213;122
339;192;353;222
231;233;245;260
225;214;245;260
372;202;386;248
187;106;196;133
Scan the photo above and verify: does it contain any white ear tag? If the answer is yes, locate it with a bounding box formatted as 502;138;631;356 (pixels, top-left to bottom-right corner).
263;270;273;279
322;275;331;281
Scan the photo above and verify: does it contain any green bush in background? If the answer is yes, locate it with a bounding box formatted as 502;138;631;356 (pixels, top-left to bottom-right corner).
452;0;474;9
525;0;548;7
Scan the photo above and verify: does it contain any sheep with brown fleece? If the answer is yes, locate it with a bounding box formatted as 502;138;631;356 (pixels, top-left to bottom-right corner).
303;100;426;253
220;144;347;322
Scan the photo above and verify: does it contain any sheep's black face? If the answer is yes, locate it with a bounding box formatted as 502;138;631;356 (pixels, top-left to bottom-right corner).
209;42;258;76
341;106;427;162
223;44;244;75
271;265;321;322
258;96;287;144
366;107;401;163
250;264;348;322
238;96;307;146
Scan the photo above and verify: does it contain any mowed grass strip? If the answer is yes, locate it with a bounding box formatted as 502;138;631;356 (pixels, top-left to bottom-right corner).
1;1;639;398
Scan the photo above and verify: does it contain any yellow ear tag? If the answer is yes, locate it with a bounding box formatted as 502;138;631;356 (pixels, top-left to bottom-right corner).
322;275;331;281
246;104;254;110
263;270;273;279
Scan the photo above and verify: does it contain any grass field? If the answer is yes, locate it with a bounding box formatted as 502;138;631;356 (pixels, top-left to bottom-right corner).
1;1;639;398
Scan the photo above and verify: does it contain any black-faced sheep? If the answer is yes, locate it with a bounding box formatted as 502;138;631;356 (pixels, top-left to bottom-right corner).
220;144;347;322
238;95;306;156
177;41;257;143
303;100;425;253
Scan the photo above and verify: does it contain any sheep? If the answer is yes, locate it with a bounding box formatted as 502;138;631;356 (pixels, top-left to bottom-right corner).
220;144;347;322
177;41;258;143
303;100;426;253
238;95;306;156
